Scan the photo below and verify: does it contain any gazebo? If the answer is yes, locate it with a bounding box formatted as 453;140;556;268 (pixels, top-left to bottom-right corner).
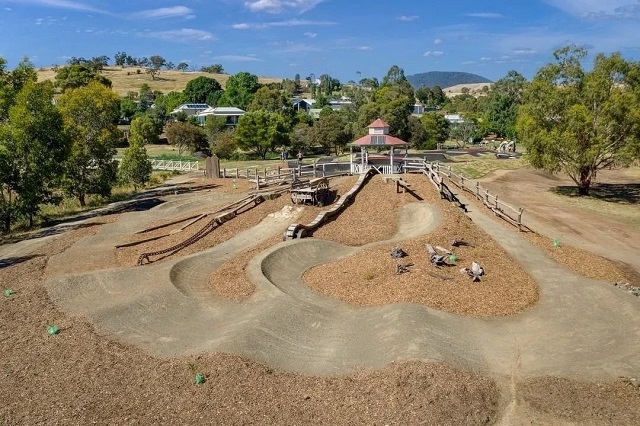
349;118;409;174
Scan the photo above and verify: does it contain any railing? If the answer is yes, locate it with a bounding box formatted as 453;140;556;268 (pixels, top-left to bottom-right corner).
149;159;199;172
428;162;524;230
220;162;352;184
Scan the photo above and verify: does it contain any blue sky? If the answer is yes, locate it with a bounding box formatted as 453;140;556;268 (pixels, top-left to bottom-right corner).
0;0;639;83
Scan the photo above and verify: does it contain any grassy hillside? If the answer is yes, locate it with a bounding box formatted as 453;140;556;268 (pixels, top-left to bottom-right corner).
406;71;492;89
37;66;284;97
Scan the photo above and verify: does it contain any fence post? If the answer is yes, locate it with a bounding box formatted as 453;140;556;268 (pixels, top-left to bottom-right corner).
517;208;523;231
460;175;465;188
313;163;317;178
475;182;480;199
494;194;498;210
485;189;489;204
235;169;239;179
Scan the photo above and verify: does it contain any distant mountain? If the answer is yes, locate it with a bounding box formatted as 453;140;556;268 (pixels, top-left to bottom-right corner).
406;71;492;89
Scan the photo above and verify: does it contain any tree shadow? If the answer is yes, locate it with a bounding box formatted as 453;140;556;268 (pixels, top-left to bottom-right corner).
551;183;640;204
0;254;45;269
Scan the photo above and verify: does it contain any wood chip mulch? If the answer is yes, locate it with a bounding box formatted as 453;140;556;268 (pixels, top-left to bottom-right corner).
0;228;500;425
519;376;640;424
304;174;540;317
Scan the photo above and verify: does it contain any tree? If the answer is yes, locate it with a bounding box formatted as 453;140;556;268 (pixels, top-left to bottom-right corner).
482;70;527;138
177;62;189;72
146;55;166;80
120;98;137;122
90;55;110;72
0;81;69;231
210;130;237;159
119;122;152;191
518;46;640;195
221;71;260;110
165;121;208;157
247;86;294;127
234;111;289;159
0;57;37;121
57;81;120;206
421;113;449;149
114;51;128;67
183;76;222;104
408;115;427;149
154;91;187;116
310;111;351;155
449;116;477;147
130;114;161;145
201;64;224;73
55;64;112;92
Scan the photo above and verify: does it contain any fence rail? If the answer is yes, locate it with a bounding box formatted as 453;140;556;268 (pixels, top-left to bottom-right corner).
149;159;199;172
429;162;524;230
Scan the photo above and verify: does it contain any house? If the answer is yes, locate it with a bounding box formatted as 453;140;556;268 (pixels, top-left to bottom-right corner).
195;106;245;126
169;103;210;117
292;98;316;112
444;114;465;124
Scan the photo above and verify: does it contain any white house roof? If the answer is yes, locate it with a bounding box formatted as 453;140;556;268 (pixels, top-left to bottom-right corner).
445;114;465;123
195;106;245;117
170;103;210;115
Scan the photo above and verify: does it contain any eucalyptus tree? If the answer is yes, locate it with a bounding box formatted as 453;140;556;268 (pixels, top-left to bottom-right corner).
517;46;640;195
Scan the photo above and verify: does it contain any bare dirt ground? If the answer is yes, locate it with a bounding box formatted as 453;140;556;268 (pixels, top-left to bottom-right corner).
1;169;640;425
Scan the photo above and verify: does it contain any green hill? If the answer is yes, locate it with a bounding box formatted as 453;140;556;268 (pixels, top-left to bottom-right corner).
407;71;492;88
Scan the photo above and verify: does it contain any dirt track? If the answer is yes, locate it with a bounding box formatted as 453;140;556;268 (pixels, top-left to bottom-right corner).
2;170;640;424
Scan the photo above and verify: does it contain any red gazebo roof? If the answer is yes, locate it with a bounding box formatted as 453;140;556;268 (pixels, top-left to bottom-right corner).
368;118;389;128
351;134;408;146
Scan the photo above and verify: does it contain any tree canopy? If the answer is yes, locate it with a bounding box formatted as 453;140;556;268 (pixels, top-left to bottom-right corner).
183;76;223;105
234;111;289;159
517;46;640;195
221;72;261;110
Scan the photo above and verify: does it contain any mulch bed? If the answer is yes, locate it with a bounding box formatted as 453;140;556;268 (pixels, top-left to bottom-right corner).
0;227;500;425
304;174;540;317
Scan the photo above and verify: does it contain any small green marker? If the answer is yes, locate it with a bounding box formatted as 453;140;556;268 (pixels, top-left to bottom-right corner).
195;373;205;384
553;238;561;248
4;288;13;297
449;254;457;264
47;325;60;335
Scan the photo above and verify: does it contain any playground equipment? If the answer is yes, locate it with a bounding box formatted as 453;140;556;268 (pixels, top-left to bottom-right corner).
115;194;278;265
497;140;516;153
284;170;374;240
289;177;331;206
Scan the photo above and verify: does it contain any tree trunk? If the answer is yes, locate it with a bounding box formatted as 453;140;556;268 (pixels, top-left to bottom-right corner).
79;193;86;207
578;167;592;196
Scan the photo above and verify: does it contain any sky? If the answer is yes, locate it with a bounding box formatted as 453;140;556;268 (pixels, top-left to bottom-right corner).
0;0;639;83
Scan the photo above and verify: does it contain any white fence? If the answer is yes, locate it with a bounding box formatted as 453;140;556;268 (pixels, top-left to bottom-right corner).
149;159;199;172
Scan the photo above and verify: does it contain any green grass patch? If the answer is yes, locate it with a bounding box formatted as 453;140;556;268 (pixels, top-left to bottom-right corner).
447;155;525;179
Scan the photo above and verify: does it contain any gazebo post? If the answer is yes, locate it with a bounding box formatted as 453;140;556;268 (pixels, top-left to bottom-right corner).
390;146;394;173
361;147;365;173
350;145;353;173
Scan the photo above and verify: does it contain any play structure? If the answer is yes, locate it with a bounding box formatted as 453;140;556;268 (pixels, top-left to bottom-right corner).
116;194;273;265
284;170;374;239
289;177;331;206
349;119;409;175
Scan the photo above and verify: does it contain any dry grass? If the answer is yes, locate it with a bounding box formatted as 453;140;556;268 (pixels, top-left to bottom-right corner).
37;66;283;97
447;155;526;179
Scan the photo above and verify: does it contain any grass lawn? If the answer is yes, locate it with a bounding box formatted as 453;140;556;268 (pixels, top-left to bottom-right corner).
447;154;525;179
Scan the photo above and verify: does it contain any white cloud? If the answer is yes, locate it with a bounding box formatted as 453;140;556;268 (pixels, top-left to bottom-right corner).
466;12;504;18
356;46;372;51
423;50;444;57
396;15;419;21
544;0;640;19
139;28;215;42
433;38;442;45
513;47;537;55
273;42;322;53
213;55;262;62
480;56;492;61
462;60;476;65
244;0;324;14
232;18;336;29
6;0;108;14
304;31;317;38
131;6;195;20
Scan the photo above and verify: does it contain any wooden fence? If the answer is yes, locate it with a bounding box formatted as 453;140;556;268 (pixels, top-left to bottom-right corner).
426;162;524;230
